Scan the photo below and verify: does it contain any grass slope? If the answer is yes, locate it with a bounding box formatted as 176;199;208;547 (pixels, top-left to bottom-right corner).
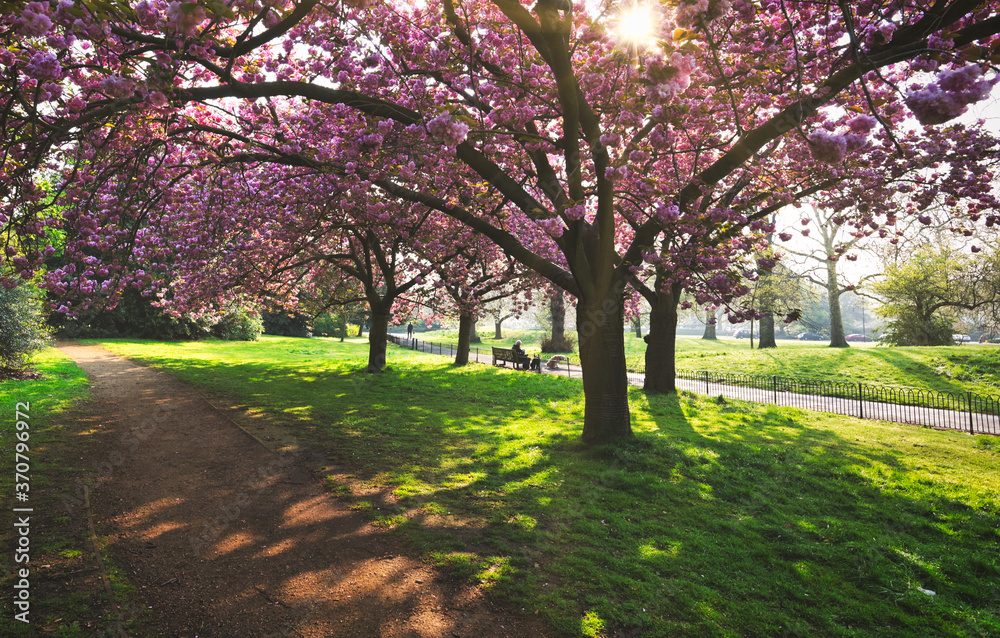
91;336;1000;638
428;328;1000;396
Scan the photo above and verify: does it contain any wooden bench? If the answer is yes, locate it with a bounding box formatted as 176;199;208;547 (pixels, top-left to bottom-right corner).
492;346;528;369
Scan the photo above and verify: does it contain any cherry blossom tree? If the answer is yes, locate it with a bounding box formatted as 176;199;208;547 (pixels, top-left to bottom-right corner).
4;0;1000;444
412;221;538;365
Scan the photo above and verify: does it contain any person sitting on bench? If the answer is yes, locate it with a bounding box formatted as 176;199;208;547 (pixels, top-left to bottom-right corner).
511;340;530;370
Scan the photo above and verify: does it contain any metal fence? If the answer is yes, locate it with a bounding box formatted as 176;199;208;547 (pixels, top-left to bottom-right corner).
387;333;1000;435
674;370;1000;435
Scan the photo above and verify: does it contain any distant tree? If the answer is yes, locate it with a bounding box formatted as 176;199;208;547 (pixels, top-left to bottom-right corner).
544;290;573;353
781;206;882;347
701;307;720;340
485;298;516;339
744;258;809;349
874;244;1000;345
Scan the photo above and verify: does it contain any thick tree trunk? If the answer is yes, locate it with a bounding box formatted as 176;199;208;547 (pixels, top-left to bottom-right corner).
470;318;481;343
338;314;347;343
633;315;642;338
357;323;364;338
494;318;504;339
455;312;473;366
577;288;634;445
367;309;389;372
758;313;777;349
828;271;849;348
702;309;717;340
643;289;679;394
551;291;566;343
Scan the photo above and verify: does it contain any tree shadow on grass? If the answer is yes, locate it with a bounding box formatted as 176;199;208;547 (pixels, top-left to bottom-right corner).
370;389;1000;637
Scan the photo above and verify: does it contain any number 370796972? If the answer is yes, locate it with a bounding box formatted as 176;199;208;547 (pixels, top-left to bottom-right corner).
15;402;30;497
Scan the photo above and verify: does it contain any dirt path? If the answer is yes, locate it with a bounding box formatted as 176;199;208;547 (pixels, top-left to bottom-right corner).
59;343;554;638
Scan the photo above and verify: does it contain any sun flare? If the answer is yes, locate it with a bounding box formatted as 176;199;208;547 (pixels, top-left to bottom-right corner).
613;3;659;52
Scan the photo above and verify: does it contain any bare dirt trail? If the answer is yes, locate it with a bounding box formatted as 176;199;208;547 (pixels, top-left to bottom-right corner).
59;343;554;638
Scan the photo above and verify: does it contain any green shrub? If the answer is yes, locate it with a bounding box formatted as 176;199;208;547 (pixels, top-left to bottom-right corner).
54;287;213;340
212;308;263;341
0;283;50;371
262;311;312;338
313;313;342;337
541;334;575;353
877;310;954;346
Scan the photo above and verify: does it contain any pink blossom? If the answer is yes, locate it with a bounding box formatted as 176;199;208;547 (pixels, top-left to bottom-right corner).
655;203;680;224
25;52;62;80
101;74;135;99
166;1;206;36
145;91;168;108
426;114;469;146
135;1;160;28
905;65;995;126
17;3;52;37
847;115;877;135
808;130;848;164
675;0;731;27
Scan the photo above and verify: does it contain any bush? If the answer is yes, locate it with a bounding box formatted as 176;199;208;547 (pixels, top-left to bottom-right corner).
262;311;312;338
212;308;264;341
541;335;575;353
0;283;50;371
877;310;954;346
313;313;343;337
55;288;213;340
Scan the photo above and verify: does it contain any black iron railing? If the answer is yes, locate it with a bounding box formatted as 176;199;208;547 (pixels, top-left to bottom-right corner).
675;370;999;435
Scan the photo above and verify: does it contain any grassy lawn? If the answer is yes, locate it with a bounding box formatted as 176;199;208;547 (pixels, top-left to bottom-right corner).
428;327;1000;396
89;336;1000;638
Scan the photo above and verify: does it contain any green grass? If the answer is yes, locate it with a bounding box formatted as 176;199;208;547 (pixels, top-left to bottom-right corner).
89;336;1000;638
429;327;1000;397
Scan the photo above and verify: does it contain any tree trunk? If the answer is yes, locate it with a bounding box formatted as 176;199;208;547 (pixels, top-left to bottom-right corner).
551;291;566;343
494;317;504;339
338;313;347;343
828;268;849;348
702;309;717;340
367;309;389;372
577;288;634;445
643;287;679;394
455;312;473;366
470;318;481;343
758;313;777;349
357;322;364;338
633;315;642;338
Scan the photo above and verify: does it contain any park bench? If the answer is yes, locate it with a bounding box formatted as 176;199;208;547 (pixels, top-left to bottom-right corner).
492;346;529;369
